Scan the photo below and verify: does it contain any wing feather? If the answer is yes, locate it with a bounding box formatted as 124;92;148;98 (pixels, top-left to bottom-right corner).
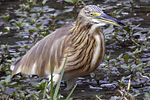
12;23;74;77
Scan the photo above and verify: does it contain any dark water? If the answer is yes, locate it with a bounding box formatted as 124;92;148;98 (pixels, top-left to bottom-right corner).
0;0;150;100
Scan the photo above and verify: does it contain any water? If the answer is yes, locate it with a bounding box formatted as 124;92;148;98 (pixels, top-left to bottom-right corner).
0;0;150;99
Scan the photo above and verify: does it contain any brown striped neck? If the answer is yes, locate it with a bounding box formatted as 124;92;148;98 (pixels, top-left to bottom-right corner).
69;21;98;37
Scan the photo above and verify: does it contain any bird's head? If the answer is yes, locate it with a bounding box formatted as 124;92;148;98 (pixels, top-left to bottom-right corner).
77;5;125;27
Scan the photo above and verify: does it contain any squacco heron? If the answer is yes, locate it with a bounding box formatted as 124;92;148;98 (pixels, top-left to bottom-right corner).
11;5;125;90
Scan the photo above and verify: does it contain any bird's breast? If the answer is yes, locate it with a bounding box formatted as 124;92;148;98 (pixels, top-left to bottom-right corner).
91;34;102;66
63;31;105;79
90;33;105;71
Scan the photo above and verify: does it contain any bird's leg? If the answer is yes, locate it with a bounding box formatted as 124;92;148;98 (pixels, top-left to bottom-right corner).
65;78;77;90
47;73;60;92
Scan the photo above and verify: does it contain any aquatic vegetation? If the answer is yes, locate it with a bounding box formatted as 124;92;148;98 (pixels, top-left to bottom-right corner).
0;0;150;99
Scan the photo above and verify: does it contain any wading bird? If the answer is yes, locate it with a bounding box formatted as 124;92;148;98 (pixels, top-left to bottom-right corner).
11;5;125;90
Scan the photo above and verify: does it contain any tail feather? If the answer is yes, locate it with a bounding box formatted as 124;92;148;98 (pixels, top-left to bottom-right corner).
11;57;22;75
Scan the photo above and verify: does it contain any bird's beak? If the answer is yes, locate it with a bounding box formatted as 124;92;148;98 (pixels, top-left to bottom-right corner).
95;13;125;27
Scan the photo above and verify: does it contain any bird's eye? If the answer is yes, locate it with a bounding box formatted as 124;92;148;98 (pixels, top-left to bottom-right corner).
90;13;102;17
90;13;94;17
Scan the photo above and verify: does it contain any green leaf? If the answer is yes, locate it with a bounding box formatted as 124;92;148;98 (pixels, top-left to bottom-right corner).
123;24;131;33
15;21;22;27
36;23;42;27
28;2;35;6
117;53;123;61
103;25;114;34
64;0;74;3
1;14;10;22
131;24;140;31
42;0;47;5
5;75;12;83
123;54;129;62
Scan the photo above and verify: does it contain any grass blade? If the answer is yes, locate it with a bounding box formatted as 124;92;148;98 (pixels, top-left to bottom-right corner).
66;84;77;100
50;61;54;100
43;81;48;99
53;54;68;99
